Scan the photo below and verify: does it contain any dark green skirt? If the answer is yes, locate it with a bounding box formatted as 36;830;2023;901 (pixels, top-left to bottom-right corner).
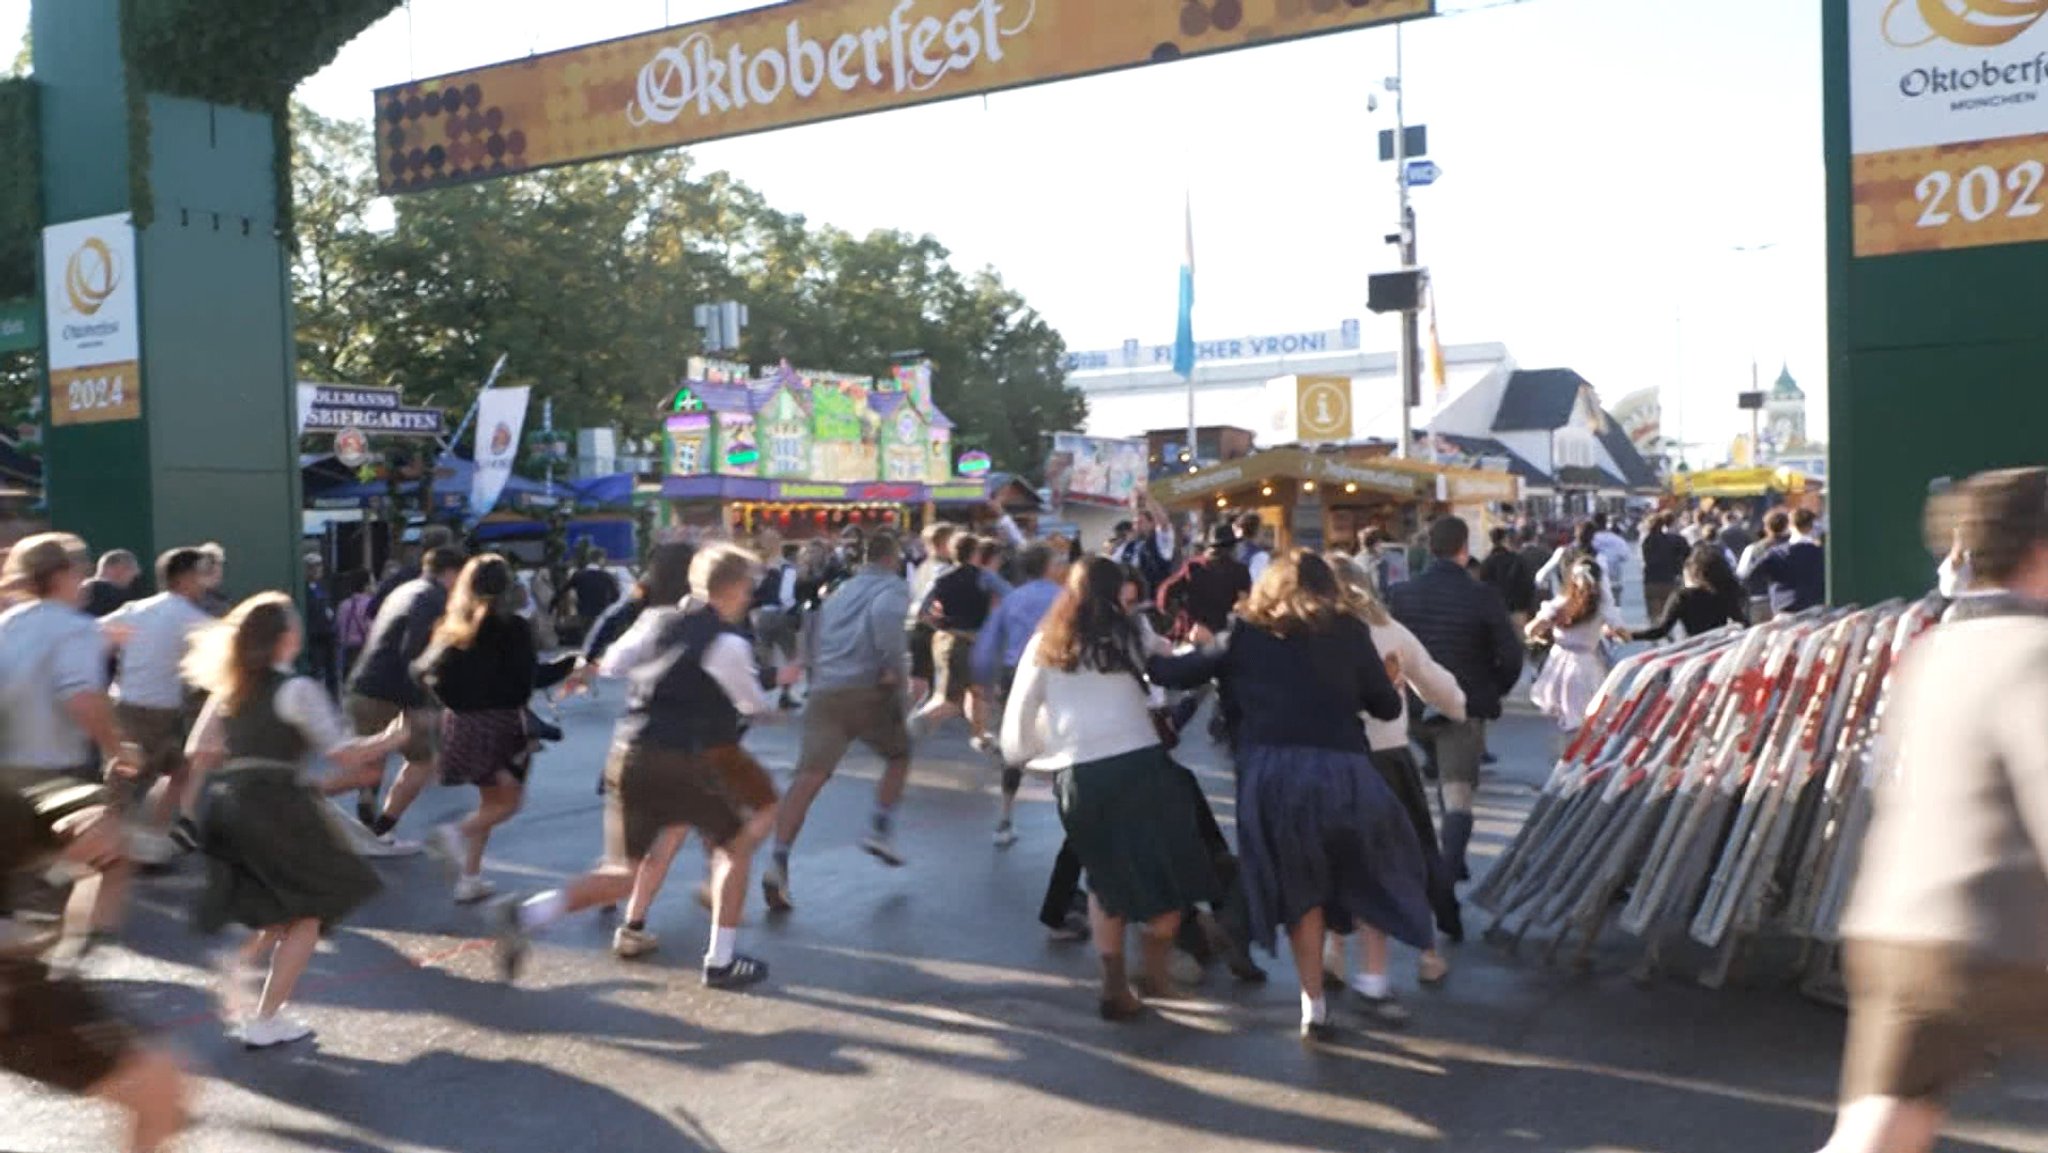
1056;746;1221;922
194;764;381;934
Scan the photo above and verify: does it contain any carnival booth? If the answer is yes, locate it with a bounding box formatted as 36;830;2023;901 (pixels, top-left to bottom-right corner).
1668;466;1821;519
1150;447;1520;554
657;358;989;540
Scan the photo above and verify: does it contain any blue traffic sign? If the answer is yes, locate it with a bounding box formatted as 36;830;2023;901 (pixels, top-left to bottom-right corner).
1405;159;1442;187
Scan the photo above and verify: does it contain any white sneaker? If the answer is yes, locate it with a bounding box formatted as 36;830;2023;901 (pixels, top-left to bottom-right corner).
453;875;496;905
241;1012;315;1050
611;925;659;959
329;802;422;858
993;821;1019;849
428;824;468;882
861;826;905;867
969;734;999;757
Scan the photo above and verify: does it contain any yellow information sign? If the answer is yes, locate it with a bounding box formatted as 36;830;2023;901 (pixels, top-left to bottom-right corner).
1851;0;2048;256
1295;374;1354;441
376;0;1433;193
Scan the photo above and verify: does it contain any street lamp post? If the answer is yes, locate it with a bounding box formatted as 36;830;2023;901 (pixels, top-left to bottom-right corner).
1391;26;1418;461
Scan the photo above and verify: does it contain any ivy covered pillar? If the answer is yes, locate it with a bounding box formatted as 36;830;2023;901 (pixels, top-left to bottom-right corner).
31;0;402;596
33;0;297;594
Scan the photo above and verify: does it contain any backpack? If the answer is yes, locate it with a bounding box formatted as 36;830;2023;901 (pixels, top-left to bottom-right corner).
336;594;372;650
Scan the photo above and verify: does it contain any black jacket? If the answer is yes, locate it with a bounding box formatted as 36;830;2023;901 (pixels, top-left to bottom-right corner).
347;576;448;708
417;614;577;712
1641;529;1690;585
1477;547;1537;616
1151;613;1400;755
1385;559;1525;722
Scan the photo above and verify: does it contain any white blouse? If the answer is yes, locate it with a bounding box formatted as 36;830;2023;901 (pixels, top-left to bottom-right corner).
185;673;352;766
1364;617;1467;753
1000;634;1159;773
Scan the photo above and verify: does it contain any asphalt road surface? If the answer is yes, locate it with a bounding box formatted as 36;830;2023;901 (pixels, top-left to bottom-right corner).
7;682;2048;1153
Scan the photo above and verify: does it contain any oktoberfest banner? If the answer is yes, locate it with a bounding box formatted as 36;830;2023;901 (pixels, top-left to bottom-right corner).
376;0;1433;193
1850;0;2048;256
469;386;532;519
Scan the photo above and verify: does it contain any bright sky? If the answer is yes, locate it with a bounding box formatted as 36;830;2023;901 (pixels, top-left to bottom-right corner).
1;0;1827;456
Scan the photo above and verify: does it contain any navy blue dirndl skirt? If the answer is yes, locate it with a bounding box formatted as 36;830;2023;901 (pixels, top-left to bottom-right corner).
1234;743;1433;954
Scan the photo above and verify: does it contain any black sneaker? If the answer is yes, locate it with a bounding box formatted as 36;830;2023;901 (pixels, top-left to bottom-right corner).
1355;993;1411;1028
703;953;769;990
761;861;795;913
1300;1018;1341;1046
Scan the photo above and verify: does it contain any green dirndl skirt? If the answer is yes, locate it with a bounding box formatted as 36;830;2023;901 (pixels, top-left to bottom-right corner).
193;762;381;934
1055;745;1221;923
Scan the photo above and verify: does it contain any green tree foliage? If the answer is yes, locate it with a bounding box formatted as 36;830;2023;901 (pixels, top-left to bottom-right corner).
291;106;1082;480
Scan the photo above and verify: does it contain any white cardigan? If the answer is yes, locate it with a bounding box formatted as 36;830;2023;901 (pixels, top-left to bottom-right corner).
1000;634;1160;773
1365;617;1467;752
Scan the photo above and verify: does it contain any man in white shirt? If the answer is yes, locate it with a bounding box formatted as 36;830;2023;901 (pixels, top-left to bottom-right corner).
1591;514;1633;607
102;548;216;864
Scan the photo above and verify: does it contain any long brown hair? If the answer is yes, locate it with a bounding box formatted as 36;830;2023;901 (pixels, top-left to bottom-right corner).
1035;556;1143;675
434;555;513;650
1240;549;1345;637
1554;559;1606;628
182;592;297;712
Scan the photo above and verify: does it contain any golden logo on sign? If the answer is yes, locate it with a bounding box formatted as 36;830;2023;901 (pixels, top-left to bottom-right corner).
1884;0;2048;48
64;237;119;316
1297;377;1353;440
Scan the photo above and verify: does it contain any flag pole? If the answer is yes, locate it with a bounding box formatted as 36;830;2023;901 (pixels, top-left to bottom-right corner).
1176;191;1198;474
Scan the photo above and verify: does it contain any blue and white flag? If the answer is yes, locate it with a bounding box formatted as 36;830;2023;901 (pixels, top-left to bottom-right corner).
1172;194;1196;380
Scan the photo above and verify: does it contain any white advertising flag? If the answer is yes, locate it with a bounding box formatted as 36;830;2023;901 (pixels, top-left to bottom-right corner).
468;385;531;519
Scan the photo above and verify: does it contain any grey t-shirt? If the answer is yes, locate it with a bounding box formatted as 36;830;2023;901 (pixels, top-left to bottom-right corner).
0;599;109;770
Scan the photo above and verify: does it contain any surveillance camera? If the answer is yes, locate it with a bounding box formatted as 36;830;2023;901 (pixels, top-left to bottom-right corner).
1366;93;1380;113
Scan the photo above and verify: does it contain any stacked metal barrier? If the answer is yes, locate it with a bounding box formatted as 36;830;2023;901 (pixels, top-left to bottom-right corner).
1471;601;1940;989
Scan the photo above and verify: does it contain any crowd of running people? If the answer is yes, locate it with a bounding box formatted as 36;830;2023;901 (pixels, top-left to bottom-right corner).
6;470;2037;1153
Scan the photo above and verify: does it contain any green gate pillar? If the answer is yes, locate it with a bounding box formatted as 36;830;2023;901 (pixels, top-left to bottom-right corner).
1824;0;2048;604
33;0;300;598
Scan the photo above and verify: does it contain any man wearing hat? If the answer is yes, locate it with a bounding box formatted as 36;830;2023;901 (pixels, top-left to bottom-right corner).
1155;523;1254;735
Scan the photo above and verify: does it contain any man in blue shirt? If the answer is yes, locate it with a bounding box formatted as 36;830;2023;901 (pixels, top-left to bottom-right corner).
1757;507;1827;614
970;542;1066;847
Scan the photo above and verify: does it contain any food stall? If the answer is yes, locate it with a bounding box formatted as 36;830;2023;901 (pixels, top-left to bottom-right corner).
658;357;987;539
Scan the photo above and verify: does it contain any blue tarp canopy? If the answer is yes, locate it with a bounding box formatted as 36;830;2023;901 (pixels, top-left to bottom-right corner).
471;517;636;560
304;457;558;510
569;473;635;507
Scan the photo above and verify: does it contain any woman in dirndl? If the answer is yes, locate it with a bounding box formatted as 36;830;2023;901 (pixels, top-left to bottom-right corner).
415;556;578;905
1000;556;1221;1021
1526;558;1626;735
1151;550;1431;1044
183;592;407;1049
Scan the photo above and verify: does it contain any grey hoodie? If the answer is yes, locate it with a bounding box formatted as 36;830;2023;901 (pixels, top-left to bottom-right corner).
805;565;912;693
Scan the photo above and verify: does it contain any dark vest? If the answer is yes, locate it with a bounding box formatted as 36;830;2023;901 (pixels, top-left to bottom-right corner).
618;606;744;753
930;564;992;631
223;671;312;764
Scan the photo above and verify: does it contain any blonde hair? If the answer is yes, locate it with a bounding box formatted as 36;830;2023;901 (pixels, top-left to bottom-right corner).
433;555;513;650
1327;552;1392;628
183;592;297;712
1;532;89;598
1239;549;1346;638
690;543;759;600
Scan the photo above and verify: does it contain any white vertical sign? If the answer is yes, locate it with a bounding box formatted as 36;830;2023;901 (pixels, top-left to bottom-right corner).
468;386;531;519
